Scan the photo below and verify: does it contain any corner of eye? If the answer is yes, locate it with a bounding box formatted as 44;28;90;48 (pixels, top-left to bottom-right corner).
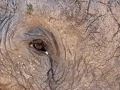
45;51;48;55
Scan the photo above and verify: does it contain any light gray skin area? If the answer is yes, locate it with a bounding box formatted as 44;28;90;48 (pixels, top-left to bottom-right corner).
0;0;120;90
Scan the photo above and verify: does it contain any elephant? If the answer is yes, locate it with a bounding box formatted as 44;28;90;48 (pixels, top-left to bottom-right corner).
0;0;120;90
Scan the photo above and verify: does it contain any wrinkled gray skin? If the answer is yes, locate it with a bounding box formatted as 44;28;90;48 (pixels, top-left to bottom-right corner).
0;0;120;90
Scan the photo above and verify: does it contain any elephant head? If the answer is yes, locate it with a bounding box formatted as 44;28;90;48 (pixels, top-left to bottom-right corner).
0;0;120;90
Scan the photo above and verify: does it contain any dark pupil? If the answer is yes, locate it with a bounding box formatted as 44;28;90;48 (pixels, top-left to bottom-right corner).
33;40;46;52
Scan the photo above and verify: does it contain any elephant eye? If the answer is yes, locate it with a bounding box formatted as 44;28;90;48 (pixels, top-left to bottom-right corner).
30;39;48;54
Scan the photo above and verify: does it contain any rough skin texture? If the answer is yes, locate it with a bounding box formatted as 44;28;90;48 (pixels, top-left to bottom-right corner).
0;0;120;90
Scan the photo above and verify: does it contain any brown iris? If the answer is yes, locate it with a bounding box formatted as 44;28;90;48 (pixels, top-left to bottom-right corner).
30;39;46;52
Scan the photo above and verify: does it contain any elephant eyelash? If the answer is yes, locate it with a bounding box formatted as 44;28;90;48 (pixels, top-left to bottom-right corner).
29;39;49;55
